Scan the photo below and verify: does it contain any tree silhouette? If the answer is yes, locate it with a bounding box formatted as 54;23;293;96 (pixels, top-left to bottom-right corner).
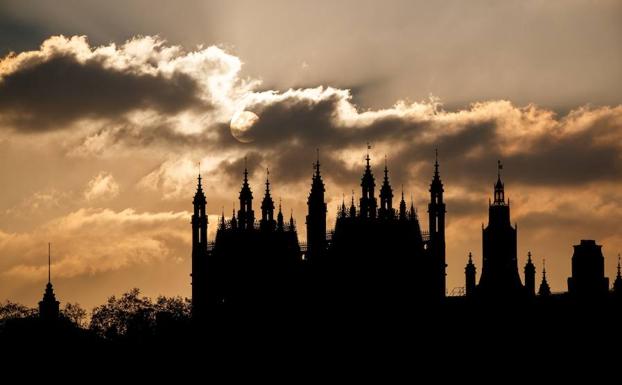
61;302;87;328
88;288;190;341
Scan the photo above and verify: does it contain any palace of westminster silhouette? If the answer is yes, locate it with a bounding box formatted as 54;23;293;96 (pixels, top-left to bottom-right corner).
29;149;622;325
185;149;622;320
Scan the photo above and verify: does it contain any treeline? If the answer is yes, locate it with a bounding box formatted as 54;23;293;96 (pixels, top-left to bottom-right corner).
0;288;191;344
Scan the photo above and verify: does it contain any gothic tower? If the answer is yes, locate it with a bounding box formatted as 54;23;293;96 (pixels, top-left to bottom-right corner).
359;149;377;219
428;150;446;298
277;200;285;231
191;174;208;320
538;259;551;297
39;243;60;321
398;187;407;221
478;161;523;298
524;251;536;297
260;169;276;232
378;158;394;220
465;252;477;297
306;150;327;262
238;164;255;230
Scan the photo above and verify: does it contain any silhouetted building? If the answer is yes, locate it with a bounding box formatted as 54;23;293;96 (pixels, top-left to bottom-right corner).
39;243;59;321
465;252;476;297
538;259;551;297
477;161;524;299
567;240;609;299
191;174;208;321
322;149;446;304
306;150;327;262
428;150;447;297
206;166;301;308
524;251;536;297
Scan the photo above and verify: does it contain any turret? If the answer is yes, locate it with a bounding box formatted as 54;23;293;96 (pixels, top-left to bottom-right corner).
378;157;394;220
260;168;276;232
39;243;60;321
306;149;327;261
465;252;477;297
524;251;536;296
238;160;255;230
428;149;446;298
359;145;377;219
191;173;209;320
538;258;551;297
398;187;407;221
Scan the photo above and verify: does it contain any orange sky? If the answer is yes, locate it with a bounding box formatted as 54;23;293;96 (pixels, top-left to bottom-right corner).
1;1;621;312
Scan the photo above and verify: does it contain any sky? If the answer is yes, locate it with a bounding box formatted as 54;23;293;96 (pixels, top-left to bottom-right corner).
0;0;621;310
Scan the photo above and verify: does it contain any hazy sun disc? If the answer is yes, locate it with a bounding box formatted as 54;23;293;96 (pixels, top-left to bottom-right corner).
230;110;258;143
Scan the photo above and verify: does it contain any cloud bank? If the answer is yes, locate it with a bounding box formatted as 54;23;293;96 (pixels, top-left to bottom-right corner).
1;35;621;308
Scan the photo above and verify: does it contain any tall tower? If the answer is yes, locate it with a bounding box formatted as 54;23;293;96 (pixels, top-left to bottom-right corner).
478;161;523;298
306;150;327;262
378;158;394;220
191;173;208;320
260;169;276;232
359;147;377;219
238;163;255;230
465;252;477;297
567;239;609;298
524;251;536;297
39;243;60;321
428;150;446;298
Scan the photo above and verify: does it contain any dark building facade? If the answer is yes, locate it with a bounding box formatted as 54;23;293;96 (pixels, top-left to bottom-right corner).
206;167;301;308
476;162;525;299
567;240;609;299
190;150;447;318
318;152;446;305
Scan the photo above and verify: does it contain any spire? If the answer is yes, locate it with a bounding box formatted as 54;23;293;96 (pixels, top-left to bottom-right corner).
219;207;226;229
379;155;394;219
538;258;551;296
434;148;439;178
238;158;254;230
409;193;417;220
39;242;59;321
399;186;407;220
465;252;477;297
617;254;621;278
193;172;206;205
48;242;51;284
260;167;275;231
277;199;284;231
360;144;377;219
289;209;296;231
524;251;536;296
494;160;505;205
349;190;357;218
340;193;347;218
231;204;237;229
429;148;444;196
315;148;321;177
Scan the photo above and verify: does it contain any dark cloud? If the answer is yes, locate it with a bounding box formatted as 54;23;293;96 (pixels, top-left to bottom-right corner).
0;52;206;131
